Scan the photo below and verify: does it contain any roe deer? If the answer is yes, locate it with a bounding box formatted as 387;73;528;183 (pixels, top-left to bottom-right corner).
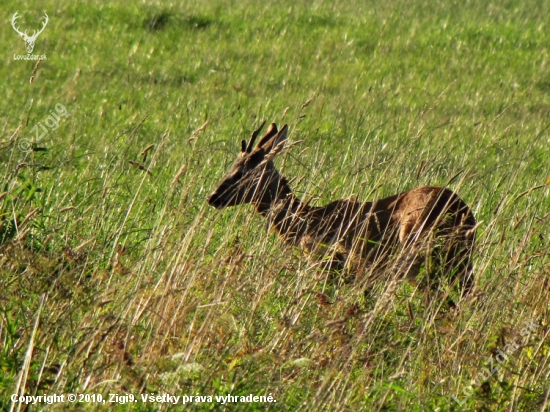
208;122;476;294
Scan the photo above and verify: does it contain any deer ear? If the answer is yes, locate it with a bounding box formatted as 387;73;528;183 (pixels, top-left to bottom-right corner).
256;123;279;149
241;140;247;152
263;124;288;155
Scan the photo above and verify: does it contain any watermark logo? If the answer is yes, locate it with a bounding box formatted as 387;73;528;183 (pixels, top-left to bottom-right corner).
12;11;48;60
452;318;539;407
19;103;69;153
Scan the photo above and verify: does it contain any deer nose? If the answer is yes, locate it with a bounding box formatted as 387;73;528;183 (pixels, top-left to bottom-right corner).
208;192;222;208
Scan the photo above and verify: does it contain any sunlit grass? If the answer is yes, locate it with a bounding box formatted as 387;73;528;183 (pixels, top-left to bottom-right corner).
1;0;550;410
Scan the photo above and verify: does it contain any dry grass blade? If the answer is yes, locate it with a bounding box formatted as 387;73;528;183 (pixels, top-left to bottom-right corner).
282;107;290;119
9;125;23;142
514;184;546;201
188;120;210;142
128;160;153;176
140;144;154;162
11;295;46;412
19;208;40;229
171;164;187;186
301;98;314;109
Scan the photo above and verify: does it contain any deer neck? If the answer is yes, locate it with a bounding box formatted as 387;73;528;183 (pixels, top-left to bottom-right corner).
252;172;310;245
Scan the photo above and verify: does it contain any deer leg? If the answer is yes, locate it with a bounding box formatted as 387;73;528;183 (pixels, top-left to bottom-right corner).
443;240;474;297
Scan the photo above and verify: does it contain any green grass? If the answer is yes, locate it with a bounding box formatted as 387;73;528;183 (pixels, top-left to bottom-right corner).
1;0;550;410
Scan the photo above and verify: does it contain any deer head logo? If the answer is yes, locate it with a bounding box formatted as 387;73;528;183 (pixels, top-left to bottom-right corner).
11;11;49;54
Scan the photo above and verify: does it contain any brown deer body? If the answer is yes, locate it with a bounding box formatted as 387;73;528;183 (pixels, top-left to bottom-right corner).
208;122;476;293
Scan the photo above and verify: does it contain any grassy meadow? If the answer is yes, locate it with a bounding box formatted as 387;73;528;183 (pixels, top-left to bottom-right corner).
1;0;550;410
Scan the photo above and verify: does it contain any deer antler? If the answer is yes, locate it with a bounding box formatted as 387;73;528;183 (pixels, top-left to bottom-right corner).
11;12;26;38
11;12;49;54
245;120;266;152
11;12;49;41
28;13;49;41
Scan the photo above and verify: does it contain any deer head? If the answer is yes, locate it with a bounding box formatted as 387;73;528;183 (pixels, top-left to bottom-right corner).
208;122;289;209
12;12;49;54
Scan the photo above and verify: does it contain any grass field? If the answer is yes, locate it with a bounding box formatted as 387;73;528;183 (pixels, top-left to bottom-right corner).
1;0;550;410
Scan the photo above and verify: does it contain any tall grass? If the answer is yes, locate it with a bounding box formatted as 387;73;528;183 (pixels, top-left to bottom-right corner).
1;0;550;410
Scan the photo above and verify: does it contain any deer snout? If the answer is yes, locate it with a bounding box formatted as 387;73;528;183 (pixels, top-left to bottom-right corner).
208;178;239;208
207;191;225;209
208;187;231;209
